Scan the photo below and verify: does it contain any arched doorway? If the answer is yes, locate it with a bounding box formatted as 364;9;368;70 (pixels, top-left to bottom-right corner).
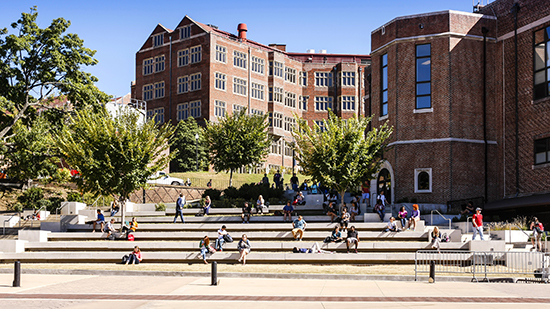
377;168;392;204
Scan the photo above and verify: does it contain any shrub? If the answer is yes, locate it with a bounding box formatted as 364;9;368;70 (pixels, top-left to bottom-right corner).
9;202;23;213
36;199;52;211
202;188;222;200
82;192;97;206
66;191;82;202
53;168;72;184
48;196;65;212
268;197;281;206
223;186;239;199
17;187;44;208
155;202;166;211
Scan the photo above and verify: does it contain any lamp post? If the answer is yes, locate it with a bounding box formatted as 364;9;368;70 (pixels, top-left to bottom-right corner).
195;133;199;172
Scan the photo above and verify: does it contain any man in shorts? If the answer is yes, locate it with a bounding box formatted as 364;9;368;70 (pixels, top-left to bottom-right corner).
92;209;105;233
346;226;360;253
292;215;307;241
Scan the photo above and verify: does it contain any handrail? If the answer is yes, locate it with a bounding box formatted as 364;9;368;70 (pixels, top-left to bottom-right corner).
55;201;70;219
30;206;47;228
430;210;452;230
3;212;20;235
90;195;102;209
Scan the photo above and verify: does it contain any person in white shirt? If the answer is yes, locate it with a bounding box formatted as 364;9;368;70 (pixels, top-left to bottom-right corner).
215;225;228;251
384;217;400;232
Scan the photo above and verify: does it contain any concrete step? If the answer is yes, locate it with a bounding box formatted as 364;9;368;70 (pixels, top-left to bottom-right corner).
24;240;469;253
102;215;382;224
0;251;421;264
66;222;422;232
48;231;429;242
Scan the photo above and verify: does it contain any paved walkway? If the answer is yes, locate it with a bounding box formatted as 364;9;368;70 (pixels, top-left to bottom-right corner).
0;273;549;308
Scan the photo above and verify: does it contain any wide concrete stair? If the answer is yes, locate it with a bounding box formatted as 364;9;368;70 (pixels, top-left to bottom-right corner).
0;203;468;265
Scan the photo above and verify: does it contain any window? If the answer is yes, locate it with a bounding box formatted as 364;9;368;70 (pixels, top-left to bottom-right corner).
341;72;355;86
284;143;293;157
190;46;201;64
233;104;245;113
315;96;333;111
285;67;296;83
177;103;188;121
143;58;154;75
148;107;164;124
269;87;283;103
414;168;432;193
180;25;191;39
315;120;326;132
416;44;431;109
381;53;388;116
251;56;264;74
251;109;263;115
269;61;283;77
534;27;550;100
251;83;264;100
155;55;165;72
233;77;247;96
216;45;226;63
190;73;201;91
143;84;153;101
269;112;283;128
190;100;201;118
300;71;307;86
215;100;226;118
285;92;296;108
154;81;165;98
271;139;282;154
340;96;355;111
535;137;550;165
300;96;308;110
152;33;164;47
284;116;296;131
178;49;189;67
177;76;188;94
215;73;226;91
315;72;333;87
233;51;247;69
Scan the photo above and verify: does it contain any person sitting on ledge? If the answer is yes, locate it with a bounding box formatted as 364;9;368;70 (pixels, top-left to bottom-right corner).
241;202;252;224
408;204;420;231
374;199;385;222
346;226;360;254
92;209;105;233
291;215;307;241
326;202;339;223
384;217;400;232
104;218;116;239
125;246;142;265
283;200;294;222
350;202;359;222
324;226;344;243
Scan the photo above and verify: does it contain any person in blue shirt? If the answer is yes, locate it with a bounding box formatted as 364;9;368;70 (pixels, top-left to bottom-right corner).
291;215;307;241
92;209;105;232
173;193;186;223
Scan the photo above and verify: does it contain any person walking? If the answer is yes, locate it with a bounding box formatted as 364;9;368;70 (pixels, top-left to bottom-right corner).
530;217;544;252
173;193;186;223
290;173;299;191
472;207;484;240
273;170;282;189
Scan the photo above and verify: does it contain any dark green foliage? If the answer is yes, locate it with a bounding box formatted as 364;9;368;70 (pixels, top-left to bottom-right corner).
66;191;82;202
47;196;65;212
36;199;52;211
205;109;271;187
17;187;44;208
202;188;222;200
171;117;208;172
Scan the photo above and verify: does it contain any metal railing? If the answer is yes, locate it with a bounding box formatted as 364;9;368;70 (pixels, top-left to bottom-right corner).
55;201;70;219
29;205;47;228
415;250;550;282
3;212;21;235
430;210;452;230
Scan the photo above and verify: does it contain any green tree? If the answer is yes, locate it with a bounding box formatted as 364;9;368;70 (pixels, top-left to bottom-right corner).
56;108;174;228
292;112;393;209
0;7;109;177
171;117;208;172
205;109;271;187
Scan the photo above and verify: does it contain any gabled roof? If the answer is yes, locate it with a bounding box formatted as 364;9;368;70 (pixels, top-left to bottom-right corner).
137;23;173;51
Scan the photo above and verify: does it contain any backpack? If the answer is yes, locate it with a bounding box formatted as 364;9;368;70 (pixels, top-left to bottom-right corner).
535;223;544;233
323;236;332;243
274;210;283;216
223;234;234;243
441;233;449;242
127;234;135;241
108;234;116;241
121;255;129;264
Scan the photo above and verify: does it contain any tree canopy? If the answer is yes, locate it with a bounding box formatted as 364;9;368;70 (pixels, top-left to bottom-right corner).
292;112;393;206
56;108;174;227
171;117;208;172
205;109;271;187
0;7;109;181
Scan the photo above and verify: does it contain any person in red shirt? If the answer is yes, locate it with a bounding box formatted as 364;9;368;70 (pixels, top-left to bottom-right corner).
472;207;484;240
361;181;370;206
530;217;544;252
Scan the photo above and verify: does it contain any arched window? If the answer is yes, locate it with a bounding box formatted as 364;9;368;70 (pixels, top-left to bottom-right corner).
415;168;432;193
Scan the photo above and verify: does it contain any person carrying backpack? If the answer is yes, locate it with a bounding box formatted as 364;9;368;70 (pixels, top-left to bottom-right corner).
530;217;544;252
174;193;186;223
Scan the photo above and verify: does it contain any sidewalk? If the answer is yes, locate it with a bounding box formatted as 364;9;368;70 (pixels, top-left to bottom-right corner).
0;273;549;308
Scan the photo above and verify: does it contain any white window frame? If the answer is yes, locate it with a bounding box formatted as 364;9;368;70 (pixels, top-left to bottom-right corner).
177;76;188;94
233;50;247;69
414;168;432;193
154;81;165;99
314;96;333;111
189;100;201;118
341;72;356;87
251;56;264;74
143;58;154;75
285;67;296;83
178;49;189;67
190;73;201;91
190;45;202;64
215;72;226;91
315;72;333;87
180;25;191;40
284;91;296;108
154;55;165;72
233;77;247;96
251;82;264;100
233;104;245;114
214;100;226;118
300;71;307;86
216;45;226;63
340;96;356;111
152;33;164;47
177;103;189;121
143;84;153;101
300;95;308;111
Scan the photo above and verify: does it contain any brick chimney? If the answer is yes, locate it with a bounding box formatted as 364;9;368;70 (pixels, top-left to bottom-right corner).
237;23;247;41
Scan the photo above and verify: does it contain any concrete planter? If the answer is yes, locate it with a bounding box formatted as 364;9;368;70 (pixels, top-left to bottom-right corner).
491;230;530;243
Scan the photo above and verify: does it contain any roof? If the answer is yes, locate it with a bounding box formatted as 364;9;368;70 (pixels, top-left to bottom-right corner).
484;192;550;211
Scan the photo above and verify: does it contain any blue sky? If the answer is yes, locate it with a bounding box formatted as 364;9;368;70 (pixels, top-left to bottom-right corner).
2;0;475;98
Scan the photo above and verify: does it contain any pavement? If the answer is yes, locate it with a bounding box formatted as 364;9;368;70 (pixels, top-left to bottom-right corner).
0;271;549;308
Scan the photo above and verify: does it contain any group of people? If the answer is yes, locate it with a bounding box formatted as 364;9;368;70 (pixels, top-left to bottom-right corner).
199;230;251;265
383;205;421;232
92;209;138;240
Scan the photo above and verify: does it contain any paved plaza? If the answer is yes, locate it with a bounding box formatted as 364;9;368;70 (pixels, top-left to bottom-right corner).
0;272;549;308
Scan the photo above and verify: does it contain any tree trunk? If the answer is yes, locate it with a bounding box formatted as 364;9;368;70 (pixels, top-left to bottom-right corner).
339;188;346;215
120;196;126;231
229;169;233;187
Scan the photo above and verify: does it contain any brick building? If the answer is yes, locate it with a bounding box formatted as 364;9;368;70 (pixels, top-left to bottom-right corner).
132;16;370;174
369;0;550;220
